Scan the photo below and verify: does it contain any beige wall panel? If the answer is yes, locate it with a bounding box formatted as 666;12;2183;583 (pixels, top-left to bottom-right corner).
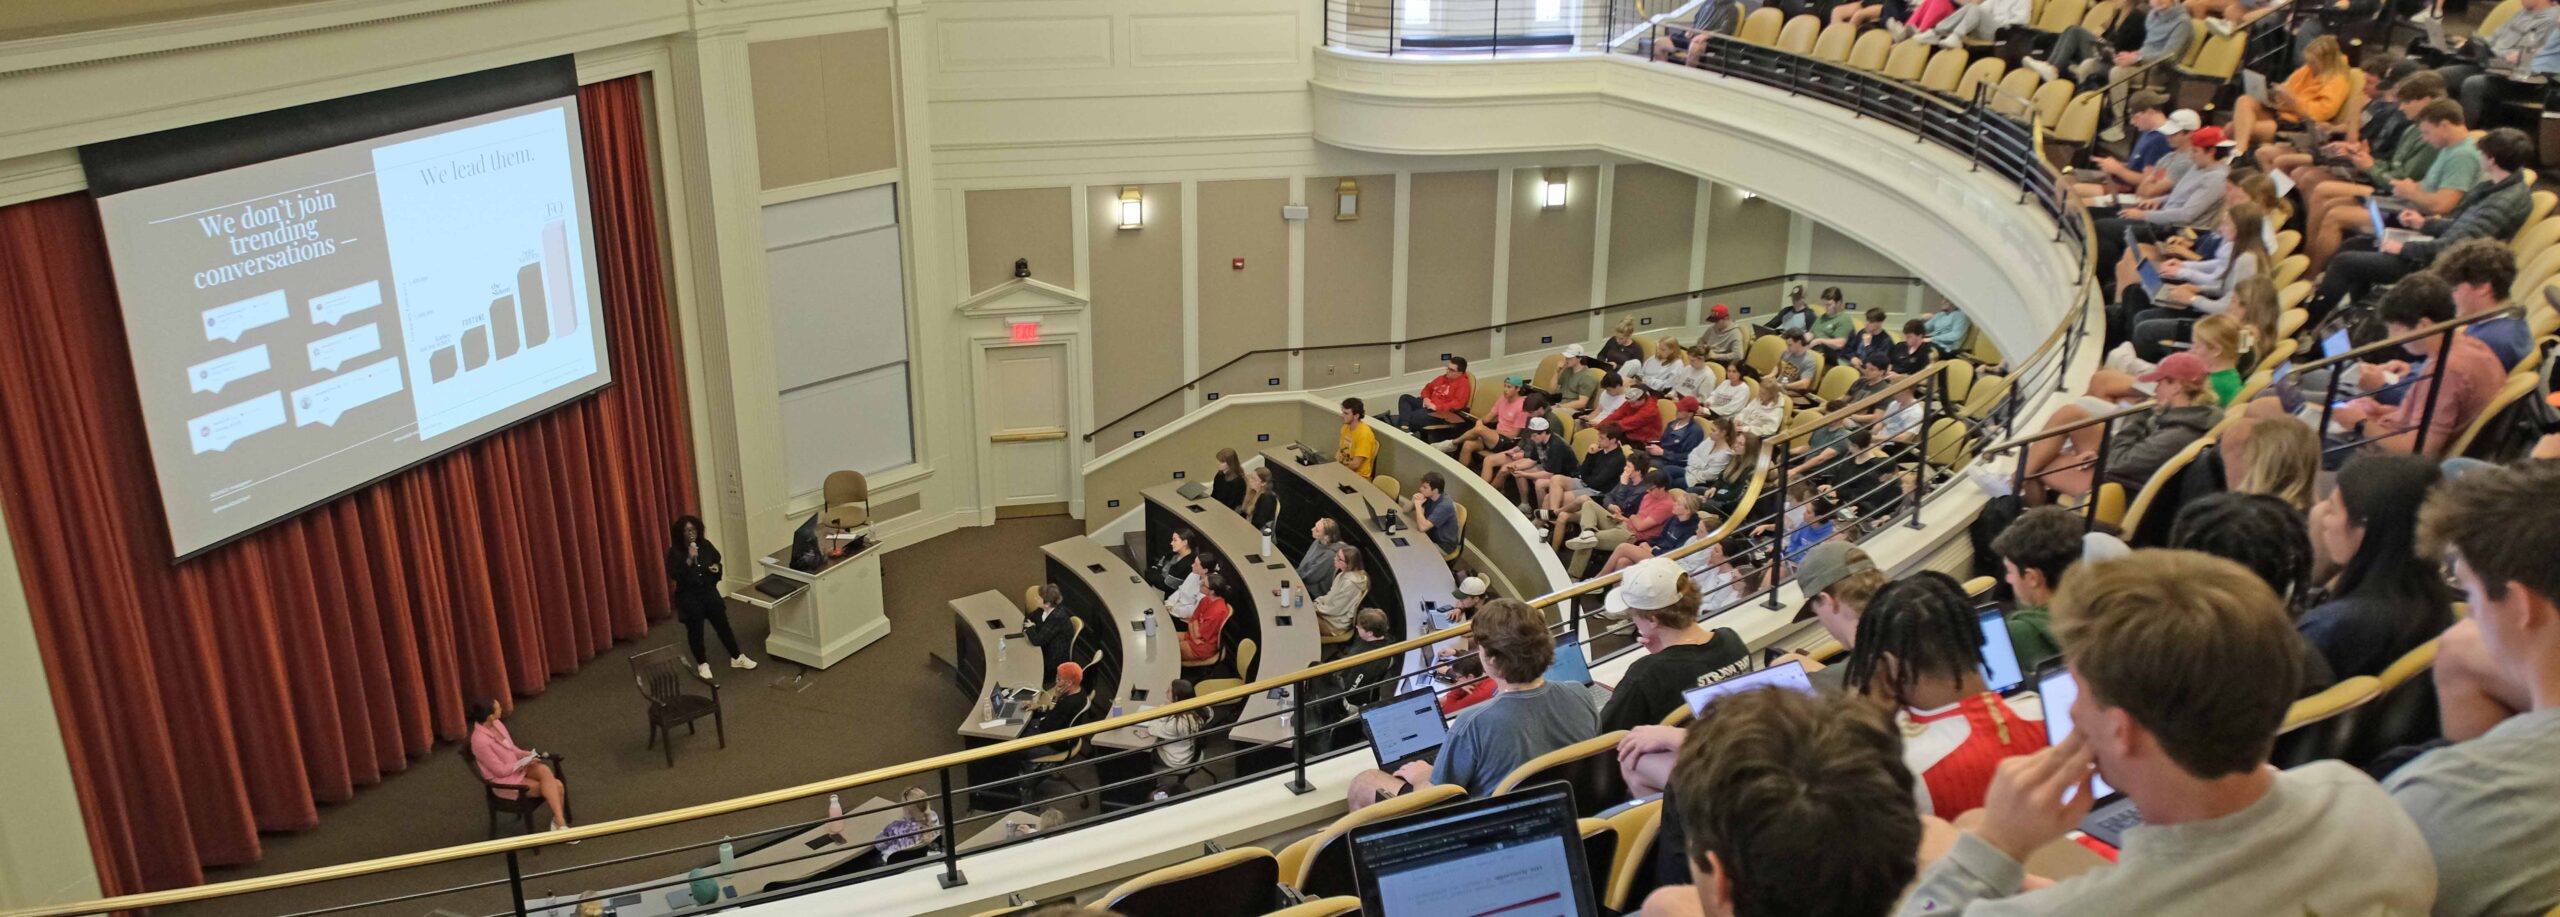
1409;330;1495;368
1305;174;1395;387
1090;182;1185;440
1095;399;1187;457
1406;170;1497;344
965;187;1076;294
1307;344;1394;388
748;35;826;190
1197;179;1291;383
1703;184;1791;320
818;29;900;179
1506;315;1596;357
1201;352;1291;405
1810;222;1916;322
748;29;899;191
1605;164;1698;331
1086;400;1343;535
1506;166;1597;327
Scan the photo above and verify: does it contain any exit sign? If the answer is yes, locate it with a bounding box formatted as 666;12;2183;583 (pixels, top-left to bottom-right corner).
1009;321;1040;342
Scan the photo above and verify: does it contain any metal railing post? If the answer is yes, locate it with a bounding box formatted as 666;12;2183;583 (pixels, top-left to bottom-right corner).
935;767;967;888
1287;683;1315;795
1906;382;1936;530
2085;414;2117;529
2317;358;2345;457
505;851;529;917
1763;438;1793;609
1493;0;1501;58
2413;327;2455;456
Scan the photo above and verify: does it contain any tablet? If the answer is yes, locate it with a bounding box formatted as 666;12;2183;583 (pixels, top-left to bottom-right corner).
1682;659;1815;715
1544;633;1593;685
1977;608;2026;695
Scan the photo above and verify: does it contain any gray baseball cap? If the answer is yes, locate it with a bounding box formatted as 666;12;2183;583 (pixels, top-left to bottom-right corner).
1795;542;1876;599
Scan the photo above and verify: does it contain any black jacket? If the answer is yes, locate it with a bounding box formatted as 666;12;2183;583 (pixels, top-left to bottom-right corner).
1025;688;1095;755
2103;404;2219;487
1023;604;1076;684
1151;550;1195;593
666;540;724;620
1212;472;1246;511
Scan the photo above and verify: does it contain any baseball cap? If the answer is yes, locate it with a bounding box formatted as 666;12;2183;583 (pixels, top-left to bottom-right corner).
1561;343;1588;359
2189;125;2234;149
2128;89;2172;116
1710;303;1730;319
1676;395;1701;413
1604;557;1689;617
2163;109;2202;135
1458;576;1489;597
1505;374;1527;386
2137;351;2210;384
1794;542;1875;599
1528;416;1551;432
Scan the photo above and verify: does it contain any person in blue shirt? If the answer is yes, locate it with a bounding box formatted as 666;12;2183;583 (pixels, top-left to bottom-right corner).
1410;471;1464;556
1923;301;1972;355
1648;397;1708;486
2087;91;2175;194
2427;239;2535;370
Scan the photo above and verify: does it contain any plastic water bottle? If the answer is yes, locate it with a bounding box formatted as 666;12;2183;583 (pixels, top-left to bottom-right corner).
719;838;735;869
1278;583;1294;608
997;633;1008;665
1144;608;1160;645
826;793;845;839
1260;524;1275;557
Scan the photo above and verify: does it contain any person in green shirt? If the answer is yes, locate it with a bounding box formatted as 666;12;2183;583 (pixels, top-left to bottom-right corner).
2190;311;2253;407
1808;286;1858;361
2301;70;2448;272
1550;344;1601;417
1988;506;2085;674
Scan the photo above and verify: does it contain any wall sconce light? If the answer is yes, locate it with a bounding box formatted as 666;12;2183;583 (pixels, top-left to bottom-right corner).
1118;187;1144;230
1542;169;1568;210
1336;178;1360;221
1737;189;1759;202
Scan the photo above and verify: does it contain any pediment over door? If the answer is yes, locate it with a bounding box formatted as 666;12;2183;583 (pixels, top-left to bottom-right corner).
955;277;1088;319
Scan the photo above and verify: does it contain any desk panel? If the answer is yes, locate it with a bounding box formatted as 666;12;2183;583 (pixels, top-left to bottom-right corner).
1042;536;1178;721
950;590;1044;742
1143;482;1316;745
1264;447;1456;701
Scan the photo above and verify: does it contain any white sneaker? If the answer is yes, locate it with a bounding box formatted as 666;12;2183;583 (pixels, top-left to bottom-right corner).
1885;19;1913;40
1564;531;1600;550
2022;58;2059;81
697;663;716;681
1434;440;1461;454
731;655;759;670
1968;462;2017;499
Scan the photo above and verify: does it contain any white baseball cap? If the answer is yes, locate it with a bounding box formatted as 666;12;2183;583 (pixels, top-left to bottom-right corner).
1561;343;1588;360
1527;416;1552;432
2162;109;2202;135
1458;576;1489;597
1604;557;1689;617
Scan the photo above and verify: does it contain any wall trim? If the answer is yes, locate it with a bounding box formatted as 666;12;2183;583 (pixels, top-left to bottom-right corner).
758;167;903;207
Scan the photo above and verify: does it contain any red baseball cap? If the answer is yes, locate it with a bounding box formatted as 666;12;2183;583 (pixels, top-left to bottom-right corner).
1710;303;1730;319
2188;125;2234;149
1677;396;1701;413
2138;351;2210;385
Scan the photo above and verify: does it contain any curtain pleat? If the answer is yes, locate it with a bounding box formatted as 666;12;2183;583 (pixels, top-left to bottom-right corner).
0;76;692;893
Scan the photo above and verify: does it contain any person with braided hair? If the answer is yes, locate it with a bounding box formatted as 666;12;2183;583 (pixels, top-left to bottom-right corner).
2167;492;2340;699
1846;572;2049;820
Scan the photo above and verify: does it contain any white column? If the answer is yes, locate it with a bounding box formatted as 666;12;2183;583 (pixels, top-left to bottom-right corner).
1687;177;1714;327
1588;164;1615;341
1180;180;1201;412
1490;167;1515;358
1287;175;1308;389
1389;171;1413;376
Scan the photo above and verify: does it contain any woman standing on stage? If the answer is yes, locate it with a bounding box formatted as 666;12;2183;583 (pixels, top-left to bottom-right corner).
668;514;757;681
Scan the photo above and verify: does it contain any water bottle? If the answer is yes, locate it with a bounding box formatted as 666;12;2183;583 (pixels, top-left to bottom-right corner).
1278;583;1294;608
826;793;845;839
1260;523;1275;557
997;632;1008;665
1144;608;1160;646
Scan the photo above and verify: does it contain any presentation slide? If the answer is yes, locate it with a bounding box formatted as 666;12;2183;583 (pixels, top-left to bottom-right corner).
94;94;609;558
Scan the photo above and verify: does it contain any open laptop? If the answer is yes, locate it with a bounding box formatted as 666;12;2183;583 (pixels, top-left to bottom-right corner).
2368;196;2431;247
1361;688;1452;770
1682;658;1815;716
1978;608;2029;695
1544;634;1613;707
2037;665;2143;847
2136;259;2164;298
2240;70;2270;107
1348;784;1601;917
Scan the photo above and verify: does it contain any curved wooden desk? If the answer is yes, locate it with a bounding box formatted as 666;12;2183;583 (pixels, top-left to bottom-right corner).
1039;535;1178;743
1141;482;1315;747
1262;446;1456;695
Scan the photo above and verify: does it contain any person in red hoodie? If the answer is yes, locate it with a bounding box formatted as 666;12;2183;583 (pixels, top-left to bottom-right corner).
1598;373;1665;445
1393;356;1476;443
1179;568;1235;673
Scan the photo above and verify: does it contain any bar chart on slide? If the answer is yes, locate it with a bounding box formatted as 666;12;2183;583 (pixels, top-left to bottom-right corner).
373;104;600;440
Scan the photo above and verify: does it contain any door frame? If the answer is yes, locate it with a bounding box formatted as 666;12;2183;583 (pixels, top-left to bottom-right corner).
968;332;1085;525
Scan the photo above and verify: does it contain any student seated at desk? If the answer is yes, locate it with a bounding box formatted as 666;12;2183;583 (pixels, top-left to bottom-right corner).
1024;662;1098;754
1178;572;1236;669
1241;466;1278;530
1296;518;1342;597
1165;554;1210;623
1151;527;1198;594
1439;655;1496;714
848;787;941;872
1315;546;1370;639
1025;584;1075;687
1147;679;1213;800
1348;598;1600;809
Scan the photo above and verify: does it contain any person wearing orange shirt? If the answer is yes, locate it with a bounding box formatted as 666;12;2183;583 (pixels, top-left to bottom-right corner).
2225;36;2351;157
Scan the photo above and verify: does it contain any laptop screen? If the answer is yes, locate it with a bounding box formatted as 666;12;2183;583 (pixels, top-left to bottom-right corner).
1978;609;2025;694
1544;634;1593;685
2035;667;2117;800
1682;659;1815;716
1349;785;1599;917
1362;688;1451;770
2322;327;2352;360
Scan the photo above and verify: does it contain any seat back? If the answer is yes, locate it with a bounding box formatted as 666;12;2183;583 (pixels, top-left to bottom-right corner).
2515;245;2560;299
824;469;869;507
1444;503;1469;561
2178;28;2244;79
1919;46;1968;93
2481;0;2523;36
1992;68;2043;117
1744;334;1786;375
1604;800;1664;912
1570;427;1601;457
1287;785;1467;895
2050;90;2102;143
1022;585;1043;612
2272;228;2301;262
1493;731;1632;818
1960;374;2012;419
2272;254;2309;289
2035;0;2089;31
1264;898;1362;917
1811;21;1857;61
1955;57;2007;100
1467;373;1499;417
1373;474;1401;500
2091;481;2128;529
1578;818;1619;903
1737;6;1785;44
1531;353;1566;391
1924;416;1971;467
2030;77;2075;128
2270;675;2383;768
1775;14;1821;53
1103;847;1283;917
1815;364;1860;402
2077;0;2123;31
2449;370;2544;457
1882;38;1932;81
2343;639;2442;763
1847;28;1894;70
1942;358;1975;403
2328;68;2368;137
630;645;706;709
2277;286;2312;322
2513;212;2560;259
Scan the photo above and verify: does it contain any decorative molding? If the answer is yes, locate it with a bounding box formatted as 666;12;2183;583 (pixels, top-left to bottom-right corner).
759;166;903;207
0;150;82;208
0;0;514;75
954;277;1090;317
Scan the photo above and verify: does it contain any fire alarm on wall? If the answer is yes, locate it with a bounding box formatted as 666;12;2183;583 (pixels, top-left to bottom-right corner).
1232;258;1246;270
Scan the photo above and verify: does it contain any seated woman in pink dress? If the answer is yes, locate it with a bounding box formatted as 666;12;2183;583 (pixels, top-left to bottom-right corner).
468;698;570;833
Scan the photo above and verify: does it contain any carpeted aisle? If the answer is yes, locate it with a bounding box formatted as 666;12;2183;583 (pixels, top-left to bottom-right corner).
165;515;1085;917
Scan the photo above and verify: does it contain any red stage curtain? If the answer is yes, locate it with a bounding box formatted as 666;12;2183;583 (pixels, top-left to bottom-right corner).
0;76;695;893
